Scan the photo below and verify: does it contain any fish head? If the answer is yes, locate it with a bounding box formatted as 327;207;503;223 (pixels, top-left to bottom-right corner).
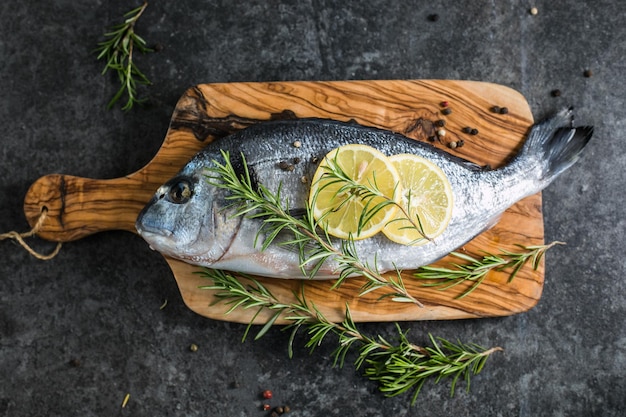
135;161;237;264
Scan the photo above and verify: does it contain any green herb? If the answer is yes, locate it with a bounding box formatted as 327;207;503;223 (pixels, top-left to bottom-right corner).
413;241;564;298
206;150;423;306
95;2;152;110
198;269;502;404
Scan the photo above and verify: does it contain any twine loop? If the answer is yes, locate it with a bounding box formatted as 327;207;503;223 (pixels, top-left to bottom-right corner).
0;207;62;260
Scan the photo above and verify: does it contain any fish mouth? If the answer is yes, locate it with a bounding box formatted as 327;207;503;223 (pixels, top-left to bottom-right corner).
135;204;174;238
136;225;173;238
135;216;175;255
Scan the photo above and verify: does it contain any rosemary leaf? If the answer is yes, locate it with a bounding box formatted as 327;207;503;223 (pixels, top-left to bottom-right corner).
255;310;282;340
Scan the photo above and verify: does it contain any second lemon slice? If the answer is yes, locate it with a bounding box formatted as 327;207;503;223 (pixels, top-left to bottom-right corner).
309;144;402;240
382;154;454;245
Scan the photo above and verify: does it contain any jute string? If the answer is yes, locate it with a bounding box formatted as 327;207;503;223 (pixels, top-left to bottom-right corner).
0;208;62;260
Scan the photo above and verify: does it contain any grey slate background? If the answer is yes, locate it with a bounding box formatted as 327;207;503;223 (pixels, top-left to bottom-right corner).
1;1;624;416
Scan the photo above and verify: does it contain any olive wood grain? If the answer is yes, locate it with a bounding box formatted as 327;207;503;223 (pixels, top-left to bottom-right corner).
24;80;542;323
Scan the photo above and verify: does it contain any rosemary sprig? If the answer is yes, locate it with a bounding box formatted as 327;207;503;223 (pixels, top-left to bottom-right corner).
206;150;423;306
413;241;565;298
198;269;502;404
95;2;152;110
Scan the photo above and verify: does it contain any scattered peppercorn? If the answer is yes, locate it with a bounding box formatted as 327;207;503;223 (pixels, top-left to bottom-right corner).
189;343;198;352
462;126;472;134
441;108;452;115
263;404;271;411
292;140;302;148
491;105;501;113
551;89;562;97
458;139;465;148
270;412;279;417
428;13;439;22
448;141;457;149
300;175;308;184
583;69;593;78
470;128;479;135
275;406;284;414
427;135;436;142
530;7;538;15
153;43;164;52
311;156;319;164
262;390;273;399
434;119;446;127
293;157;301;164
283;405;291;413
499;106;509;114
68;358;81;368
440;101;449;107
278;161;295;171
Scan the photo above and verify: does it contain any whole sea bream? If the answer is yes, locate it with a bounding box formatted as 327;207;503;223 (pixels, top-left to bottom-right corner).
136;109;592;278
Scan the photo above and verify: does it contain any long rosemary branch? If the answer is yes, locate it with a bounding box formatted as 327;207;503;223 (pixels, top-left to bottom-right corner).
197;269;502;404
414;241;565;298
206;150;423;306
95;2;152;110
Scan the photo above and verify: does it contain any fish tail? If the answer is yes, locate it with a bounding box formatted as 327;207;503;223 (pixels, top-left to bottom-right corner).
520;108;593;184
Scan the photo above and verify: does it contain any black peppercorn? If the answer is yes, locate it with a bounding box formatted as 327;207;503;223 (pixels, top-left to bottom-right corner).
499;107;509;114
551;89;562;97
470;128;479;135
583;69;593;78
428;13;439;22
462;127;472;134
491;106;501;113
434;119;446;127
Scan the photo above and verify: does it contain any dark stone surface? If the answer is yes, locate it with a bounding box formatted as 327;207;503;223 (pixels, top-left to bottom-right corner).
1;1;624;416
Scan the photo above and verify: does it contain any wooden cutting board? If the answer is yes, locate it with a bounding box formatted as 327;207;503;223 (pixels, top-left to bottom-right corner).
23;80;543;324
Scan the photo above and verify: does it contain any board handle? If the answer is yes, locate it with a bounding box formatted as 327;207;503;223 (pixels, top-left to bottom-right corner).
23;174;154;242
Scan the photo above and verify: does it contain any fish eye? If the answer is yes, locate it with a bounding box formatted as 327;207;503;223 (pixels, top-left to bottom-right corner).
168;180;193;204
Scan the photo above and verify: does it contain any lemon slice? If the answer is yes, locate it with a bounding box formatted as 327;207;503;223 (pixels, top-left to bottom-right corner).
382;154;453;245
309;144;402;240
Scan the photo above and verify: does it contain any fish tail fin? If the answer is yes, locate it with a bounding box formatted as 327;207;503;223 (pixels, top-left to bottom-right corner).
520;108;593;184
